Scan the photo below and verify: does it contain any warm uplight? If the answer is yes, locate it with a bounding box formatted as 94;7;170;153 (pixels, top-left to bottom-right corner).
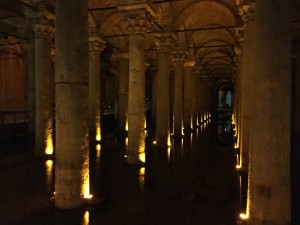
96;112;101;141
167;134;172;147
96;144;101;159
139;152;146;163
239;213;248;220
45;120;53;155
82;155;92;200
83;211;89;225
153;140;157;145
125;119;128;131
125;137;128;150
45;160;53;188
139;167;145;176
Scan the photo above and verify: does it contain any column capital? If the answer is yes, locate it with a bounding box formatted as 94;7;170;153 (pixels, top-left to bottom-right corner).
184;58;196;67
236;0;256;24
117;1;155;35
32;16;55;39
153;32;176;52
114;49;129;59
89;36;106;56
171;50;187;67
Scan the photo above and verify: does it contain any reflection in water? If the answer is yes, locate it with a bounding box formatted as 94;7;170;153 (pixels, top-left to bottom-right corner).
82;211;89;225
45;159;53;194
139;167;145;195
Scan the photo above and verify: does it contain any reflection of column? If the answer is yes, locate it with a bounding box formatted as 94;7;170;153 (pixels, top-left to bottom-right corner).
89;34;106;142
32;15;55;156
171;51;185;138
183;59;195;133
155;33;174;147
118;3;154;164
238;1;255;171
55;0;89;209
248;0;291;224
117;51;129;136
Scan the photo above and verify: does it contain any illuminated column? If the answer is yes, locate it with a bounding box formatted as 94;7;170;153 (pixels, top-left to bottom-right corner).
192;69;198;128
237;1;255;171
22;38;36;140
89;33;106;142
171;51;185;138
55;0;89;209
32;14;55;156
154;33;174;147
151;67;158;127
183;59;195;133
117;50;129;136
118;2;155;164
248;0;291;224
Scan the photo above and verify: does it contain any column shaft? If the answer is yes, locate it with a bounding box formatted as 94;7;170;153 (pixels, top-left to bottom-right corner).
183;63;194;133
248;0;291;224
173;65;184;137
239;3;255;170
156;45;171;146
34;35;54;155
55;0;89;209
127;33;146;164
117;53;129;135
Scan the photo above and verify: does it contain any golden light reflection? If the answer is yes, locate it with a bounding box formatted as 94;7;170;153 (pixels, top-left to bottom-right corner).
167;134;172;147
96;144;101;159
96;112;101;141
45;120;53;155
236;153;241;169
125;137;128;150
45;159;53;187
138;167;145;195
83;211;89;225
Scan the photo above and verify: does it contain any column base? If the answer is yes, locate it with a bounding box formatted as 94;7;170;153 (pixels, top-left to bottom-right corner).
126;156;145;166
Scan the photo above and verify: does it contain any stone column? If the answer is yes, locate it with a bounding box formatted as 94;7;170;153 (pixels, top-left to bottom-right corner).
248;0;292;224
151;67;158;127
55;0;89;209
117;51;129;136
118;3;155;164
183;59;195;133
32;15;55;156
292;40;300;225
154;33;174;147
22;38;36;140
89;34;106;142
171;51;185;138
192;69;198;128
237;1;255;171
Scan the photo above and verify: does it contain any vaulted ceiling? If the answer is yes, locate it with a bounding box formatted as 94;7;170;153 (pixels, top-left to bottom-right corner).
1;0;300;83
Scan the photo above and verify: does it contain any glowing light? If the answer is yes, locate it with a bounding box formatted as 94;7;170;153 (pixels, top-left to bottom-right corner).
167;134;172;147
139;167;145;176
239;213;248;220
125;137;128;150
153;140;157;145
139;152;146;163
125;119;128;131
45;120;53;155
45;160;53;188
82;154;93;200
138;168;145;195
96;111;101;141
96;144;101;159
83;211;89;225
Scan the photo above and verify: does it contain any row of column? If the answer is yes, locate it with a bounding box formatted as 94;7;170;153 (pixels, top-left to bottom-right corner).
234;0;292;224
